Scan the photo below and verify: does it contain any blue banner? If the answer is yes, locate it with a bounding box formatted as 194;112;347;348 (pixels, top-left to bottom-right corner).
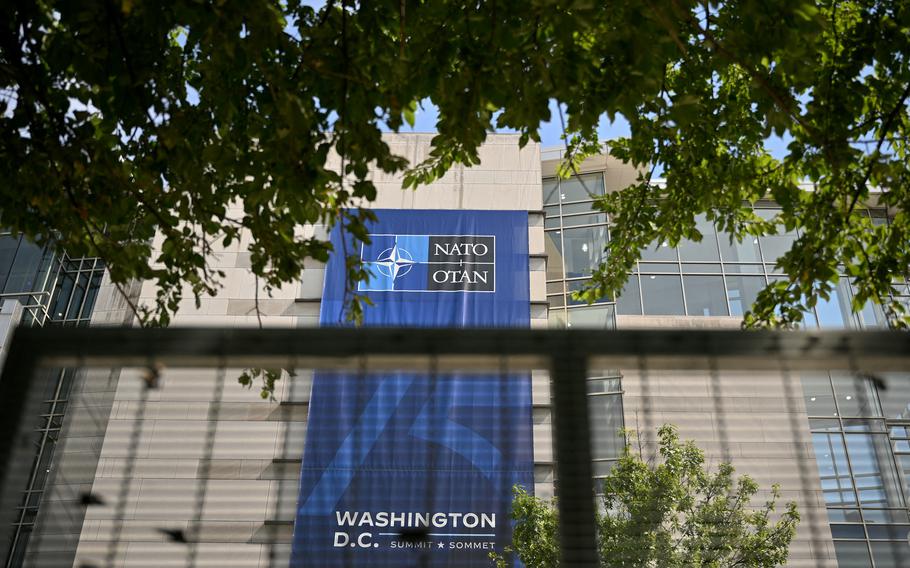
290;210;533;567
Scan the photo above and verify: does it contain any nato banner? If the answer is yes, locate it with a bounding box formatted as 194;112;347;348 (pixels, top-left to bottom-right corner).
290;210;533;567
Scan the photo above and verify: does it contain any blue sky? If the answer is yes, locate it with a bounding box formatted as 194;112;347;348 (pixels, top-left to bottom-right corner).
395;98;631;150
393;98;792;165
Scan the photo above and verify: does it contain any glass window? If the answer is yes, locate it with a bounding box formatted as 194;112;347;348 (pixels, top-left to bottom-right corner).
800;373;840;418
834;542;872;568
683;276;729;316
616;276;642;316
842;419;887;433
567;279;610;306
547;294;565;308
567;305;615;329
831;524;867;539
813;432;856;506
857;297;887;329
589;394;624;461
832;374;882;417
759;233;797;264
548;309;567;328
898;454;910;497
559;173;604;202
640;239;678;262
722;263;764;274
878;372;910;421
592;460;616;479
50;272;75;320
681;263;722;273
861;509;910;524
545;231;564;281
560;201;598;215
870;542;910;567
0;235;21;291
725;275;765;317
543;178;560;205
846;433;905;508
641;275;685;316
638;262;679;273
809;418;841;432
815;280;855;329
562;213;607;227
587;378;622;394
66;271;89;320
718;234;762;263
826;508;863;522
4;240;44;293
563;226;608;278
678;214;720;261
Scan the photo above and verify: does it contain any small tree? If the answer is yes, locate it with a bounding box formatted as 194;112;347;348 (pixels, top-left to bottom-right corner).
493;425;799;568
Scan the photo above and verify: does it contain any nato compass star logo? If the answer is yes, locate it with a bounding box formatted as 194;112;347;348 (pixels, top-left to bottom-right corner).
374;245;415;281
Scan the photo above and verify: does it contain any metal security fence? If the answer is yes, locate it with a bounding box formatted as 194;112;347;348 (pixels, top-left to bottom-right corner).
0;327;909;568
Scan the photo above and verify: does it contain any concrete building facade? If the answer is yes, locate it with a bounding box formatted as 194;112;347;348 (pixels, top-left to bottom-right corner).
18;133;909;567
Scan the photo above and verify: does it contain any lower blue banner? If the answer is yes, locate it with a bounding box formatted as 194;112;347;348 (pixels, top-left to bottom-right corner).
290;210;533;567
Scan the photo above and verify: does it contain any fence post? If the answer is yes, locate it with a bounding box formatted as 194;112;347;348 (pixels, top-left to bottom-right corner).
551;352;598;566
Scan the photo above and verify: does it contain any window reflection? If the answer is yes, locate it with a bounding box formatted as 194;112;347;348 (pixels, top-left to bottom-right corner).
559;173;604;202
816;281;854;329
563;213;608;227
718;234;762;263
567;279;610;306
803;373;837;416
4;239;44;293
545;231;563;281
831;374;882;418
615;276;642;316
678;214;720;261
834;541;873;568
543;178;560;205
813;432;856;506
640;239;678;262
563;226;608;278
683;276;728;316
567;305;614;329
547;309;567;329
845;433;904;508
0;235;21;291
877;373;910;421
870;542;910;568
589;393;624;461
725;275;765;317
641;275;685;316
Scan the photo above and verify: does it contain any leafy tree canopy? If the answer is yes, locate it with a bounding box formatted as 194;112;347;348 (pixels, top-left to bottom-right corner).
1;0;908;326
492;425;800;568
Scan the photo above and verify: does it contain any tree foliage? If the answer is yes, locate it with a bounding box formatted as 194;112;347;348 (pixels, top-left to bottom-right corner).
491;425;799;568
1;0;908;326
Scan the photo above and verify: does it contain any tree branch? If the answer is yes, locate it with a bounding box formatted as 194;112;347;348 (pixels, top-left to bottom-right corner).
847;81;910;215
668;0;819;141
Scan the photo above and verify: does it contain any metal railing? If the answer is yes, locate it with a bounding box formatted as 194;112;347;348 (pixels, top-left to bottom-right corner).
0;326;908;567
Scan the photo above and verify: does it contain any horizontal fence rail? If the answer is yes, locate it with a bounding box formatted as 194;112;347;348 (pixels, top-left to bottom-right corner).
2;327;909;372
1;327;908;567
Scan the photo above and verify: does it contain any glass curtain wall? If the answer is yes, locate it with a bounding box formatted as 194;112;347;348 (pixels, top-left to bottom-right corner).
0;233;105;568
543;172;908;567
805;372;910;568
544;173;615;330
543;174;625;481
544;184;896;328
